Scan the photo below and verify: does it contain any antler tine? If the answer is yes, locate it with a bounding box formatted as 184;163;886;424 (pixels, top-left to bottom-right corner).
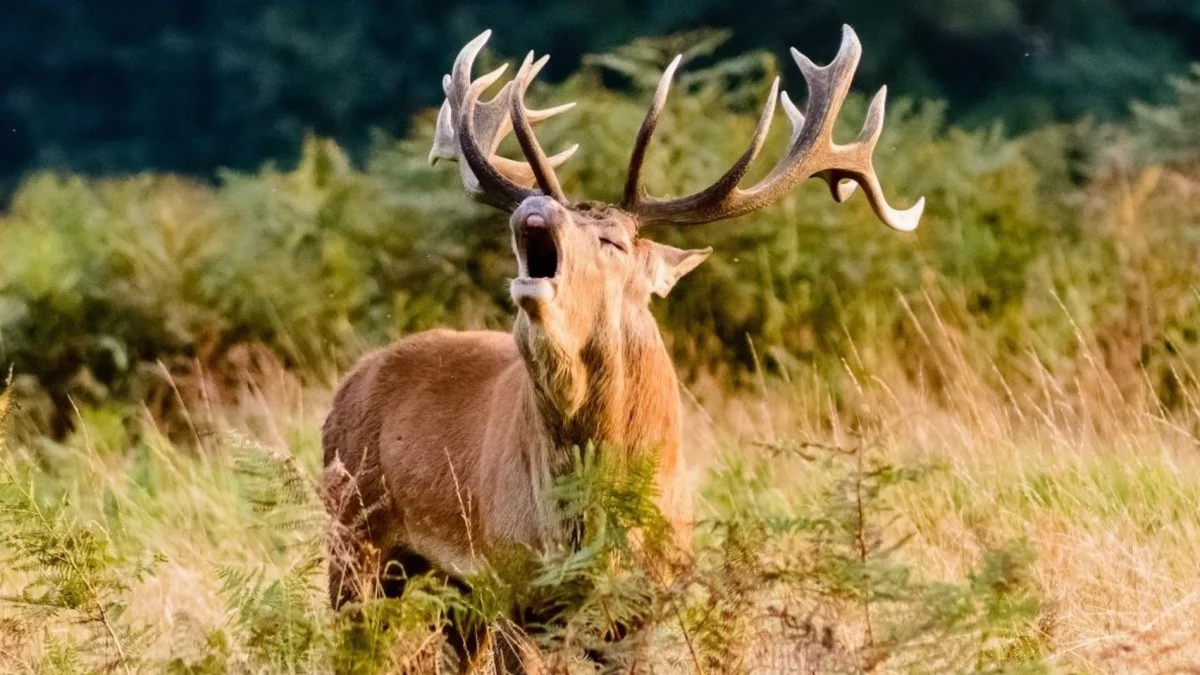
489;145;578;188
512;52;579;126
490;54;577;186
784;25;861;151
629;25;923;232
622;54;683;209
782;89;856;204
843;85;924;231
441;30;492;115
488;54;578;188
430;31;579;211
458;63;538;211
780;90;805;142
510;52;574;203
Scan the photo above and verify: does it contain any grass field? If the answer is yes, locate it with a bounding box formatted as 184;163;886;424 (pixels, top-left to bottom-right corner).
4;304;1200;673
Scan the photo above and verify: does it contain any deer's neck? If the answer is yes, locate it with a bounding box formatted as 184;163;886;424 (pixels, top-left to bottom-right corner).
514;308;681;463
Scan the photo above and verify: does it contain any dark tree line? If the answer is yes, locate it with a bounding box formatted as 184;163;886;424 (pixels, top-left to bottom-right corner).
1;0;1198;194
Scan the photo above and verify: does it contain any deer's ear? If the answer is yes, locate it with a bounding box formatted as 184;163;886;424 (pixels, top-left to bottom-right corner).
642;241;713;298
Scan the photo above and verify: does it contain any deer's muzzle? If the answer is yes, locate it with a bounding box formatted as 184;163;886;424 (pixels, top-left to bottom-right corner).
511;198;564;307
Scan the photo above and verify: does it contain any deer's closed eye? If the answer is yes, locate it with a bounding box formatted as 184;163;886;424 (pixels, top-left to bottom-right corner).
599;236;627;253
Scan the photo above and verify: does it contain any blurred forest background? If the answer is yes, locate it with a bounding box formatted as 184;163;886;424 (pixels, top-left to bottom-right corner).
2;0;1200;195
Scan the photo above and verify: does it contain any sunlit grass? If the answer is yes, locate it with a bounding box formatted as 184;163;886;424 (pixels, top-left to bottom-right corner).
3;323;1199;672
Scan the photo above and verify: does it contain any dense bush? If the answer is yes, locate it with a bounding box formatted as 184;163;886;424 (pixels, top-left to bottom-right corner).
2;38;1200;433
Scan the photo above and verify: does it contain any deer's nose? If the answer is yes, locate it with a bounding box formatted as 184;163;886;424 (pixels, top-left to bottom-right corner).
514;195;565;232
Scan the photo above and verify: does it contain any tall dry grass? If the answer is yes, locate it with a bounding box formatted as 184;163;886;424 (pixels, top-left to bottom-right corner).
3;289;1200;672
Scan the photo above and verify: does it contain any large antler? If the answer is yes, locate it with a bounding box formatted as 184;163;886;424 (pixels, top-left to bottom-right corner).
622;25;924;232
428;30;578;211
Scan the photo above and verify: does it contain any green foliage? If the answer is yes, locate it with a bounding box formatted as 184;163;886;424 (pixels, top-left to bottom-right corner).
501;444;676;661
0;134;513;427
0;465;159;673
7;35;1200;433
693;439;1046;673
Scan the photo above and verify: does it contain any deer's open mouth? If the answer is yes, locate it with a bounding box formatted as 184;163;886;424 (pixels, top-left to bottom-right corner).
512;214;561;307
522;223;559;279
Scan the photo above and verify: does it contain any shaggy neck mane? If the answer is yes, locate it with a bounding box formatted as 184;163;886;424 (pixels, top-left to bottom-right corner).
514;305;680;468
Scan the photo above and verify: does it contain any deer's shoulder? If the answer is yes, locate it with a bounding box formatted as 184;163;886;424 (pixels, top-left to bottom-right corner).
326;329;520;447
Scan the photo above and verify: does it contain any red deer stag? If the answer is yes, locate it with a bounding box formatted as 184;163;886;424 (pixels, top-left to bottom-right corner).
322;25;922;666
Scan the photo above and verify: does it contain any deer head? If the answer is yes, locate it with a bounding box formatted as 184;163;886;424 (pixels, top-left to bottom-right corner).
429;28;922;432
